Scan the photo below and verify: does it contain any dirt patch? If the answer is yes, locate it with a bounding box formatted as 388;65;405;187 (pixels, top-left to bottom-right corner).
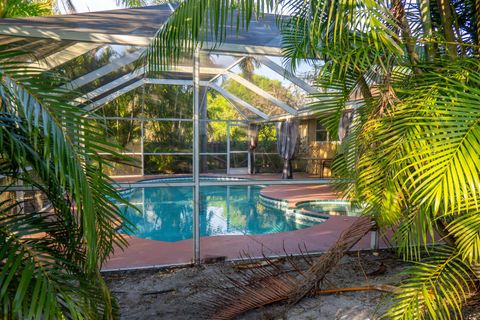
103;250;478;319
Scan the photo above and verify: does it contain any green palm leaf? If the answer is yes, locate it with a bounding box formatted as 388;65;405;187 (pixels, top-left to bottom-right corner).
390;61;480;214
280;0;403;73
388;246;474;320
447;211;480;265
1;202;93;319
0;47;133;318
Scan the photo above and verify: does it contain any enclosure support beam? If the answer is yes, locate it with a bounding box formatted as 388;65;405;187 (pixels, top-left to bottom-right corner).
227;122;231;174
160;65;226;75
256;56;319;94
225;72;298;115
209;83;269;120
192;47;201;264
208;56;246;84
62;49;144;90
83;79;144;111
30;42;101;70
73;67;145;105
199;86;208;172
82;73;274;125
145;78;210;86
222;96;249;120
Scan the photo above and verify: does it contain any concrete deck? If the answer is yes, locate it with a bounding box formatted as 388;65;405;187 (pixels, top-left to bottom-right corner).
102;178;388;271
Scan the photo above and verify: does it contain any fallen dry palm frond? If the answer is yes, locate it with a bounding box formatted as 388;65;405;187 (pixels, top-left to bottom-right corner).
197;216;374;320
314;284;400;295
289;216;375;304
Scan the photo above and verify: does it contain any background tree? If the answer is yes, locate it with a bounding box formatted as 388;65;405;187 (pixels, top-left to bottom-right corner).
0;0;51;17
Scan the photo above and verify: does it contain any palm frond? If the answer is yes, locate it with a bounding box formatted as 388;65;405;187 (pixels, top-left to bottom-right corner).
195;216;373;319
392;207;437;261
146;0;275;73
116;0;145;7
388;246;474;320
390;60;480;214
447;211;480;265
279;0;403;73
0;47;133;317
0;202;92;319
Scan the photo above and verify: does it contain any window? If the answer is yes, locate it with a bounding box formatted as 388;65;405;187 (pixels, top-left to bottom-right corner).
315;120;329;142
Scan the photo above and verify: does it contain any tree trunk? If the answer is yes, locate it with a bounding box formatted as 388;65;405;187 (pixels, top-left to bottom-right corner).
417;0;435;60
451;7;467;56
358;74;372;101
394;1;420;71
436;0;458;59
476;0;480;54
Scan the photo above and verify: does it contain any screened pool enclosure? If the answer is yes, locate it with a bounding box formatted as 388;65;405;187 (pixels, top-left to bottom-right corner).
0;5;352;267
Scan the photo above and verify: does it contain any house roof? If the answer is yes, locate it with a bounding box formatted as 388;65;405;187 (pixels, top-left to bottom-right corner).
0;4;282;54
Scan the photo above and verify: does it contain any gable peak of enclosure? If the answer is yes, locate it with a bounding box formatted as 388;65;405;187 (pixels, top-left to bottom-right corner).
0;4;343;179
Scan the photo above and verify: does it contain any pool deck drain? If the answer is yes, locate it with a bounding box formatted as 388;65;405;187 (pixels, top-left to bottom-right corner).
103;183;389;271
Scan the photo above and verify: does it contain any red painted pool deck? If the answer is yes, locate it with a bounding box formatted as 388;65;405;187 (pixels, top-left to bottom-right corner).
103;216;390;270
260;184;342;207
102;181;390;271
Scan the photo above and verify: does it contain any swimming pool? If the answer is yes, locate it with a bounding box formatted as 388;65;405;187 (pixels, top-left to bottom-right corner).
116;181;327;242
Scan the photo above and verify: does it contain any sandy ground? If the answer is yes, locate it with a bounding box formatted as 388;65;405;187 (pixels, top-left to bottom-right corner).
103;250;480;320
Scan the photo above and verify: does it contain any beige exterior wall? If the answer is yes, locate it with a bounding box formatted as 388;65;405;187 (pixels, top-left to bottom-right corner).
307;118;317;144
295;118;338;177
309;142;337;159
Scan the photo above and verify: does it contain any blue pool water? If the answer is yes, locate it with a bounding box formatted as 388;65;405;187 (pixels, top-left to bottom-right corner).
116;183;326;242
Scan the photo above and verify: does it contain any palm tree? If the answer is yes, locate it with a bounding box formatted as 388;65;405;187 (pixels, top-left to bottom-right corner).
0;1;142;318
146;0;480;318
0;32;137;320
238;56;260;81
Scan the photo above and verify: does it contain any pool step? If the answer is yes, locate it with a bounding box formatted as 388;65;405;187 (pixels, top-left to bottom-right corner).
258;194;290;210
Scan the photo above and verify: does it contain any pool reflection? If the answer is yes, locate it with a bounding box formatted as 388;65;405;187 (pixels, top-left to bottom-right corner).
118;185;318;242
